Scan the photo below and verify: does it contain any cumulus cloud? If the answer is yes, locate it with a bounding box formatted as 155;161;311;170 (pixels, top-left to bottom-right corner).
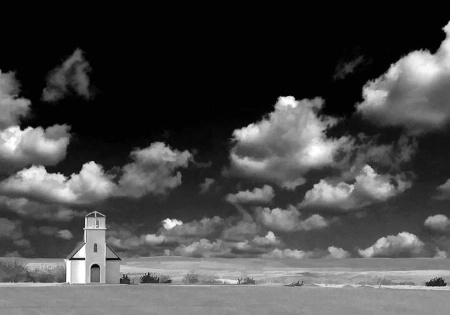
0;70;31;130
56;229;73;240
327;246;351;259
0;162;116;205
434;248;448;259
255;205;329;232
0;218;28;247
300;165;411;211
199;177;215;194
162;218;183;230
252;231;280;246
434;179;450;200
161;216;224;240
262;248;313;259
107;224;167;251
225;185;274;205
42;49;93;102
225;96;350;189
0;196;85;221
336;134;417;180
0;125;71;171
173;239;226;258
358;232;425;258
116;142;192;198
424;214;450;233
356;22;450;135
221;220;259;242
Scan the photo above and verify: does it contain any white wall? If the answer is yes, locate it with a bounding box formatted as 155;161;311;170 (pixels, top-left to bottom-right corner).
70;260;86;284
106;261;120;284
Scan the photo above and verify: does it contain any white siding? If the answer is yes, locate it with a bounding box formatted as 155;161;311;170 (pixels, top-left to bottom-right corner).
70;260;86;284
106;261;120;284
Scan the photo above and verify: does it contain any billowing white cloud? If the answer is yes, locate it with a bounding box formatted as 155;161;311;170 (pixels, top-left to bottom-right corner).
0;125;70;170
226;96;350;189
199;177;215;194
162;218;183;230
0;70;31;130
56;229;73;240
358;232;425;258
327;246;351;259
0;196;85;221
262;248;313;259
424;214;450;233
42;49;93;102
162;216;224;240
116;142;192;198
356;22;450;135
256;205;329;232
252;231;280;246
300;165;411;211
225;185;274;205
141;234;166;245
0;162;116;205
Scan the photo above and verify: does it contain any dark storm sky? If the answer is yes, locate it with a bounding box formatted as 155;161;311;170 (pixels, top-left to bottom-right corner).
1;12;450;259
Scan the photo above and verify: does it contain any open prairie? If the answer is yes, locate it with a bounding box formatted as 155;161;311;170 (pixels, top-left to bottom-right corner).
0;283;450;314
19;256;450;285
2;257;450;314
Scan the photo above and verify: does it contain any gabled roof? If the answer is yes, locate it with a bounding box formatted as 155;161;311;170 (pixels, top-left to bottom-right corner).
66;242;85;260
66;243;121;261
86;211;106;217
106;244;121;260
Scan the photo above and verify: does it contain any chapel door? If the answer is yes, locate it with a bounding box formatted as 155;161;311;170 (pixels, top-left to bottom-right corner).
90;264;100;282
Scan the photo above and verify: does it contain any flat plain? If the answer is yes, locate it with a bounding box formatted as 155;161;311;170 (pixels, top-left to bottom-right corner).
1;283;450;314
3;257;449;314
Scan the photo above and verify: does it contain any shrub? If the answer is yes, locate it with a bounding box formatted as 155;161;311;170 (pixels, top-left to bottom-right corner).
0;259;32;282
120;274;131;284
28;266;66;283
158;274;172;283
425;277;447;287
237;277;256;285
140;272;160;283
183;273;199;284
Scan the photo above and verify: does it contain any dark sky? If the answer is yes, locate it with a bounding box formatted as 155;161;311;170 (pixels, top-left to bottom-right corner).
1;12;450;259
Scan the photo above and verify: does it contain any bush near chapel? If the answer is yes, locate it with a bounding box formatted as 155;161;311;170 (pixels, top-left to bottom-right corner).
425;277;447;287
139;272;172;284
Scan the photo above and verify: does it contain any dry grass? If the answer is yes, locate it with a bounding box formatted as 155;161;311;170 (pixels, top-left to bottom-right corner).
1;284;450;314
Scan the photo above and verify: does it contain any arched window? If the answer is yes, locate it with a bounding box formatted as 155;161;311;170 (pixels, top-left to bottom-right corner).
93;219;99;228
94;243;98;252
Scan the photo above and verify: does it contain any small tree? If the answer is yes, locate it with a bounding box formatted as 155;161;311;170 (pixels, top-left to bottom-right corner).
140;272;159;283
425;277;447;287
237;276;255;285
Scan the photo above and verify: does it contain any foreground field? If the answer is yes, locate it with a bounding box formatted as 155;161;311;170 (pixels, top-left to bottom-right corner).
0;284;449;314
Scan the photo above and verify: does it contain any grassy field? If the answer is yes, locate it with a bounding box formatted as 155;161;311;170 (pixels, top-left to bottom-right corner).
0;283;449;314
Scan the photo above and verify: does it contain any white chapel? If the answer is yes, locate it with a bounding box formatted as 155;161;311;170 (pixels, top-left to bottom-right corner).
65;211;121;284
